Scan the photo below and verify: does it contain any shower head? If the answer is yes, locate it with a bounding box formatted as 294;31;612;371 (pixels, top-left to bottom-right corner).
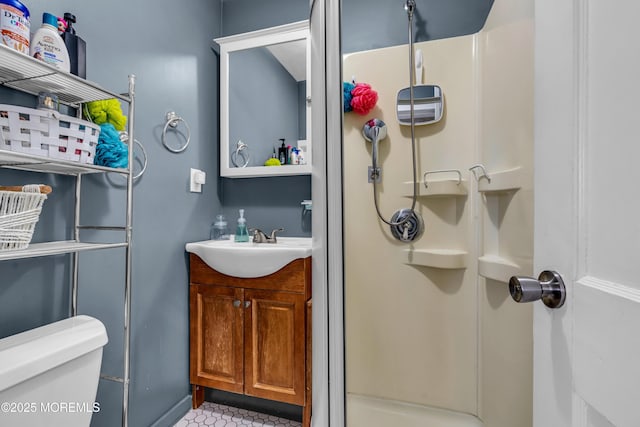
362;118;387;144
404;0;416;19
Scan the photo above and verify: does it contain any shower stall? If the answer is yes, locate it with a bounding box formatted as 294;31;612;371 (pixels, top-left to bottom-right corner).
312;0;535;426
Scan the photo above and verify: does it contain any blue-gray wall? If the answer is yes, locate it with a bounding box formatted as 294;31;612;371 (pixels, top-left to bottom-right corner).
0;1;222;426
342;0;494;53
220;0;312;238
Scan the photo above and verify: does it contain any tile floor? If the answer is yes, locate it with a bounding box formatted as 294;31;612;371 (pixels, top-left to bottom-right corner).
174;401;301;427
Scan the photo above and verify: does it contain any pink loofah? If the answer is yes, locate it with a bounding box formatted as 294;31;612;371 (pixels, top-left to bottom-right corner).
350;83;378;115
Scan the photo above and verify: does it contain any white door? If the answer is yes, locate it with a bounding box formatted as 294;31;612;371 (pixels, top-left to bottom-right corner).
534;1;640;426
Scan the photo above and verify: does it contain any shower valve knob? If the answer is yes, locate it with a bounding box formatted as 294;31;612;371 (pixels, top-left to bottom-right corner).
508;270;566;309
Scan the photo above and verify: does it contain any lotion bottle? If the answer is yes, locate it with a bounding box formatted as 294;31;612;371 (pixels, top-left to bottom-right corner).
234;209;249;242
30;12;70;72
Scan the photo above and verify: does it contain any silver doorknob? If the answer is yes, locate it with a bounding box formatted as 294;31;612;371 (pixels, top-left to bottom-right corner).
509;270;566;309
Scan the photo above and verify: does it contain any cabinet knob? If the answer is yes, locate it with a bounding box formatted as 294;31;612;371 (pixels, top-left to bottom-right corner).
233;300;241;308
244;301;251;308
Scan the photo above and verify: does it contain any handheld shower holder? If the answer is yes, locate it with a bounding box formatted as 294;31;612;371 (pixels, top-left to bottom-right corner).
368;166;381;183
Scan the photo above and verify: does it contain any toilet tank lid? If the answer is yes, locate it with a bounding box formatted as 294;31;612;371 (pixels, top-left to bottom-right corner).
0;315;108;392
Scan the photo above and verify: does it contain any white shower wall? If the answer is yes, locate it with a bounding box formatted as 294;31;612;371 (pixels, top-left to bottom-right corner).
342;0;533;426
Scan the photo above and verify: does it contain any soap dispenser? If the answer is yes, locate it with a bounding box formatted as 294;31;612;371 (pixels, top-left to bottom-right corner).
61;12;86;78
234;209;249;242
278;139;287;165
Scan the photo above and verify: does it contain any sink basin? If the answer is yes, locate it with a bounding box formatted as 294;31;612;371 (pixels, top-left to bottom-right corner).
185;237;312;278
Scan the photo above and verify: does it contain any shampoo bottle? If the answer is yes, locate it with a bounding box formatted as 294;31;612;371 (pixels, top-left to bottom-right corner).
234;209;249;242
61;13;86;78
30;13;70;72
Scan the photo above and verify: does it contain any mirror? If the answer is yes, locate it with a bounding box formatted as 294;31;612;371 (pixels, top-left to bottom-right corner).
216;21;311;178
396;85;444;126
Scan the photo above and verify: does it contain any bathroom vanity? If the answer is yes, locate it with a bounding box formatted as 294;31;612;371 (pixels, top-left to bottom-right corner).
188;252;312;425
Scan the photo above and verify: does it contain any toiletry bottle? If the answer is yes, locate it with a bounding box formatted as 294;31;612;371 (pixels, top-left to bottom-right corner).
210;214;229;240
61;12;86;78
234;209;249;242
278;139;287;165
0;0;30;55
30;13;70;72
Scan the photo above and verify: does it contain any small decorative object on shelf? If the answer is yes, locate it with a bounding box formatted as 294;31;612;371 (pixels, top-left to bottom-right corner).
0;184;51;251
37;92;59;111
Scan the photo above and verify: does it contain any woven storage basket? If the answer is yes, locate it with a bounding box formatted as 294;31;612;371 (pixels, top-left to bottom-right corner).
0;104;100;164
0;185;48;250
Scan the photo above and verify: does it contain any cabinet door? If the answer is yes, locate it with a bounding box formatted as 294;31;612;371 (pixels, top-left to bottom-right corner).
244;289;306;405
190;284;244;393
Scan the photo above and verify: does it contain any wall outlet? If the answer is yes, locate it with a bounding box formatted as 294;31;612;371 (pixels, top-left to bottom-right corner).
190;168;206;192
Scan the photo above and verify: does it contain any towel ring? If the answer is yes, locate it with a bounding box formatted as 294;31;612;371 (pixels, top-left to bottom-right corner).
231;140;250;168
162;111;191;153
120;132;148;180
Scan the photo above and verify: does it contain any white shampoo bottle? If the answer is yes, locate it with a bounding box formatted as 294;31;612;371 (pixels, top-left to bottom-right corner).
30;12;70;72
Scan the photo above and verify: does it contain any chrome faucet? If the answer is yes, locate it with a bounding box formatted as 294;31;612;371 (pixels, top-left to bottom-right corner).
250;228;284;243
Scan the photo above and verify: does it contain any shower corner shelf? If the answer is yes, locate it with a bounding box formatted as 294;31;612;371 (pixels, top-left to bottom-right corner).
477;166;523;193
403;248;468;269
478;254;529;282
402;179;468;198
0;47;135;427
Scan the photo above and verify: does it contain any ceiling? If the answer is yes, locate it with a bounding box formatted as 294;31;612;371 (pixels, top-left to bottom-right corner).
265;39;307;82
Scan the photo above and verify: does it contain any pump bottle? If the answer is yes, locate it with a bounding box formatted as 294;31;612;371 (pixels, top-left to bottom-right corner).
234;209;249;242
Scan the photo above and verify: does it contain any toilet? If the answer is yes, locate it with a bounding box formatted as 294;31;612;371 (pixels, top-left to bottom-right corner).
0;315;108;426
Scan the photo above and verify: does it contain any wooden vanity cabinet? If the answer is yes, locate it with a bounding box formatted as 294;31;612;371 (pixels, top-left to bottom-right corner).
189;254;311;422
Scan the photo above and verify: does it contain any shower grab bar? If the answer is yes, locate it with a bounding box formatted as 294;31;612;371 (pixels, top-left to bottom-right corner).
423;169;462;188
468;164;491;183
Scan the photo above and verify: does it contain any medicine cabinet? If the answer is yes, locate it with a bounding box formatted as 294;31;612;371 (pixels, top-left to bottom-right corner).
215;20;311;178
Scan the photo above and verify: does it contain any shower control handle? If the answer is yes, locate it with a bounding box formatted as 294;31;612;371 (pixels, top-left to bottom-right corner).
509;270;566;309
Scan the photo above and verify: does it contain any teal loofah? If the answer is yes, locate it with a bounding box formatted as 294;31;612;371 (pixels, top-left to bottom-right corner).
94;123;128;168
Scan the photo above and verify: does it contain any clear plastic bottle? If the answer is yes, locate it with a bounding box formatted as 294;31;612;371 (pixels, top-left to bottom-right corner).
210;214;229;240
234;209;249;242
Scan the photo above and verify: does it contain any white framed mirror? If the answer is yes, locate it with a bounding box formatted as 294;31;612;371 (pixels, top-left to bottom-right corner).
216;20;311;178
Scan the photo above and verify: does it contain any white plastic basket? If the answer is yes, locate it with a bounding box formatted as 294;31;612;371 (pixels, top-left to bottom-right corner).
0;185;48;250
0;104;100;164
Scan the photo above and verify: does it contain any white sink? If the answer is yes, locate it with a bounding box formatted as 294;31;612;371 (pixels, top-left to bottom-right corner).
185;237;312;278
